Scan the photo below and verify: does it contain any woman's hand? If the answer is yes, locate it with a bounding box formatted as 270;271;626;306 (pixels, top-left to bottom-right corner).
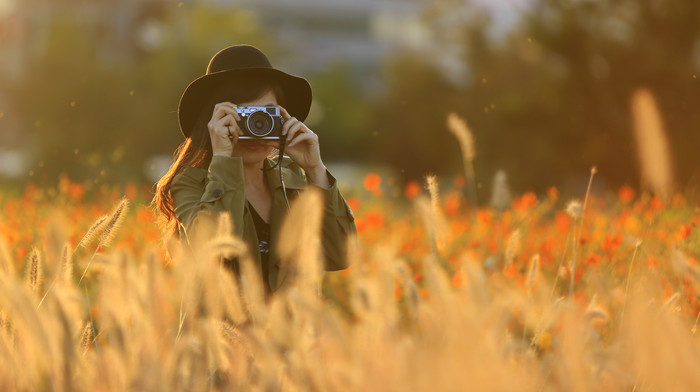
273;107;330;188
208;102;242;157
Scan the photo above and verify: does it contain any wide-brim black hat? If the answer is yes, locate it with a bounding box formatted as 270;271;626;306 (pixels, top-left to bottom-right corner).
178;45;312;138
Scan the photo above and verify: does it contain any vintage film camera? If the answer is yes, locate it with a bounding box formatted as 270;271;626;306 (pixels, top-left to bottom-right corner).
235;106;284;139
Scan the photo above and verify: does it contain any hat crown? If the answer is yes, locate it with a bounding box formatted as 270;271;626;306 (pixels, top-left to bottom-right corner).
206;45;273;74
178;44;312;138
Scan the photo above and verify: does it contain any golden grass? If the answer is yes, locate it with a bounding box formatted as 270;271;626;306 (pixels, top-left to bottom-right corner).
0;185;697;391
0;95;698;390
631;88;675;199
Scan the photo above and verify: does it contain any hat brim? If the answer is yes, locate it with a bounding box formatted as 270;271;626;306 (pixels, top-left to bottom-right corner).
178;68;312;138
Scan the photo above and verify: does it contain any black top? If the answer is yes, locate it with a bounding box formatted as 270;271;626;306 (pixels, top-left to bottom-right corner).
247;201;271;293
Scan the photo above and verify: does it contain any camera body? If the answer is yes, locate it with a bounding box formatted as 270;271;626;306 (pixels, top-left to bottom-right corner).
235;106;284;139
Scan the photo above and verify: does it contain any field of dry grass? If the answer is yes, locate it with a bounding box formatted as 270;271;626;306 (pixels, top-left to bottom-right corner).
0;166;699;391
0;96;698;390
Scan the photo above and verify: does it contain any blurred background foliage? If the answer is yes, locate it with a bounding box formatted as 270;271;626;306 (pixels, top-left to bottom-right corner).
1;0;699;199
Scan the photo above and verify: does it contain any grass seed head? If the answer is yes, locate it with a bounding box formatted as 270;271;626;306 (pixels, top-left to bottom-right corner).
631;88;675;199
98;198;130;247
78;215;109;249
425;174;440;212
566;199;582;219
26;248;42;295
61;243;73;285
447;112;475;162
526;254;540;292
490;170;512;211
80;321;93;355
505;229;522;268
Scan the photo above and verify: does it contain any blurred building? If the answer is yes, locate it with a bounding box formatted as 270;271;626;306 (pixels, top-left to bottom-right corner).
1;0;431;82
209;0;428;73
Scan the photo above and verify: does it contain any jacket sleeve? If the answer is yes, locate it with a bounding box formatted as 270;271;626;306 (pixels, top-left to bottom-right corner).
308;171;357;271
171;156;247;239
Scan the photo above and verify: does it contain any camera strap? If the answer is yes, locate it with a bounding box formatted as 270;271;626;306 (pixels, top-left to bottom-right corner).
261;134;291;210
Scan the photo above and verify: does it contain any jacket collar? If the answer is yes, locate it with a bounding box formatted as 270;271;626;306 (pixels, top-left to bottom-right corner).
263;157;306;190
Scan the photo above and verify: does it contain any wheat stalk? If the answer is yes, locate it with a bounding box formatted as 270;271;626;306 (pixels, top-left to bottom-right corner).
26;248;41;296
38;215;110;307
61;243;73;285
619;240;642;335
80;321;93;355
425;174;440;213
447;112;478;217
504;229;521;270
96;198;129;248
76;216;109;250
631;88;675;199
78;198;129;285
526;254;540;293
569;167;597;298
0;238;12;276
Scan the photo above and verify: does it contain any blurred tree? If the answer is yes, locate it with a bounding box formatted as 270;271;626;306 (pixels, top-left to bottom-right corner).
372;51;464;180
11;3;274;185
307;64;374;162
373;0;700;196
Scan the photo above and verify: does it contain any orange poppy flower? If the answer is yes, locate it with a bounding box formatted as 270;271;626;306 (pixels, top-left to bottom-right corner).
645;256;660;268
363;173;381;192
404;180;421;200
618;185;635;204
584;253;601;267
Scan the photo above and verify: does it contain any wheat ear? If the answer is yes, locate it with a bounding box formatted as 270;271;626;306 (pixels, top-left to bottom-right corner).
447;112;478;219
26;248;42;296
78;198;129;285
570;166;597;298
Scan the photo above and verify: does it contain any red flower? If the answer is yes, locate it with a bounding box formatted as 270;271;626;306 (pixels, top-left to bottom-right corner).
365;212;385;229
404;181;422;200
555;211;570;234
346;197;360;212
680;225;693;240
645;256;660;268
584;253;601;267
513;192;538;212
601;234;622;251
650;197;664;211
618;185;635;204
363;173;381;192
503;264;518;278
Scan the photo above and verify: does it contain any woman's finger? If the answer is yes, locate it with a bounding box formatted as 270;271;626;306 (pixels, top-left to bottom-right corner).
285;119;306;139
219;107;241;123
227;125;239;145
212;122;242;140
282;116;298;136
288;132;318;148
279;106;292;120
220;113;239;127
213;102;238;121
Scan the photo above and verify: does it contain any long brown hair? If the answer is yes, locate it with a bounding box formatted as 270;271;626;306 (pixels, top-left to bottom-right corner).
153;76;286;236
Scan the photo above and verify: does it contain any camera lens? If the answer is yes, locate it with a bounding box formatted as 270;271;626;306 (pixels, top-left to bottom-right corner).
246;111;273;137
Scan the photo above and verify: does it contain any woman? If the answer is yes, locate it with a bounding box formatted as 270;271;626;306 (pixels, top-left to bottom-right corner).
154;45;356;293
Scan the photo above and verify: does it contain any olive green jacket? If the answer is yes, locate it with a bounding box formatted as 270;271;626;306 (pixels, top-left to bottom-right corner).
171;155;356;291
